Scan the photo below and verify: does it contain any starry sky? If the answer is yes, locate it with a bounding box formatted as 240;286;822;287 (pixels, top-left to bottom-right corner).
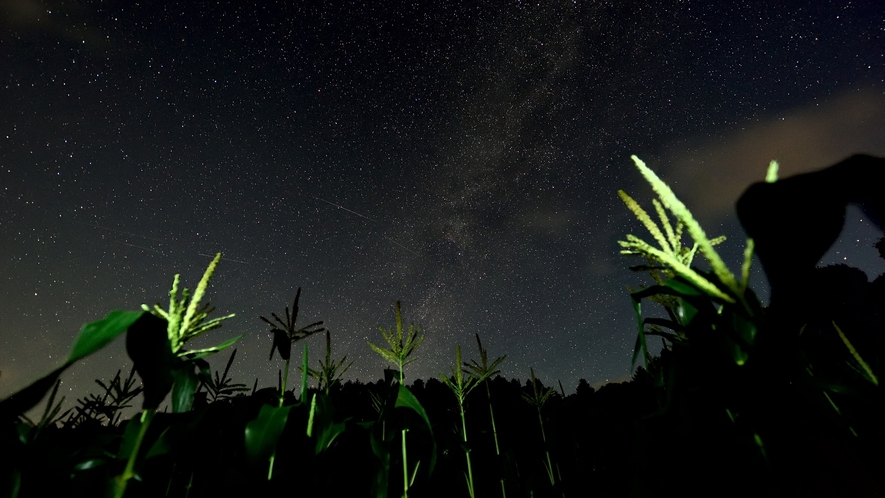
3;0;885;406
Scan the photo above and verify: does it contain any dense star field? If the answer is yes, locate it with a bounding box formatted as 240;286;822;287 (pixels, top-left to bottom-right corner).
2;0;885;407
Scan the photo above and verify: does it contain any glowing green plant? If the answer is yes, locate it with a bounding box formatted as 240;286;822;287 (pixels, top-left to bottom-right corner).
833;321;878;386
368;301;424;385
368;301;427;498
142;253;239;361
441;345;477;497
245;345;309;481
616;156;777;305
117;253;240;498
617;156;766;367
251;289;323;481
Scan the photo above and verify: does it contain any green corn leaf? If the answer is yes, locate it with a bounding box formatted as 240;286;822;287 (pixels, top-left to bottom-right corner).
69;310;145;364
833;321;878;386
245;404;293;463
677;297;700;327
0;365;68;422
664;278;704;297
118;412;147;461
621;240;734;302
315;418;347;455
1;310;145;420
180;334;243;361
409;460;422;487
307;393;317;437
310;393;348;454
145;427;173;459
395;385;437;475
170;362;201;413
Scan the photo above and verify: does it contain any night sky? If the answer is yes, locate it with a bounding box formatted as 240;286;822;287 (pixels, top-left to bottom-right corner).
3;1;885;407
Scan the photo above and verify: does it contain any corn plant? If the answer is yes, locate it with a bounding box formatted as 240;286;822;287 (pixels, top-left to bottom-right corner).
250;289;324;482
462;334;507;498
441;341;505;498
119;252;240;498
617;155;885;495
0;309;145;498
522;367;559;492
16;379;71;443
309;330;353;395
260;287;325;406
367;301;431;498
617;156;764;369
245;344;311;481
0;310;145;423
614;156;799;494
368;301;424;385
197;348;249;404
303;332;352;463
68;368;142;428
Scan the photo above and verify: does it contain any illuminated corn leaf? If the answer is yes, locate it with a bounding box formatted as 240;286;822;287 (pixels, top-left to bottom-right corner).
309;393;349;454
245;404;294;464
181;335;243;361
170;358;210;413
0;310;144;420
395;384;437;476
833;321;878;386
69;310;145;364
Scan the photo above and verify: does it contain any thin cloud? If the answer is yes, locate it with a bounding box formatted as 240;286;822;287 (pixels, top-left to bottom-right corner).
661;88;885;224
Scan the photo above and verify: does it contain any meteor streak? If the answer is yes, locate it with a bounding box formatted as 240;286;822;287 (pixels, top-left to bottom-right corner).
382;235;422;257
314;197;377;222
314;196;423;257
199;253;250;264
117;241;165;254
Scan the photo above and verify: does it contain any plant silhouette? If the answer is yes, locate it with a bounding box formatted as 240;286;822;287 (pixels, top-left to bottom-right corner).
737;154;885;311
